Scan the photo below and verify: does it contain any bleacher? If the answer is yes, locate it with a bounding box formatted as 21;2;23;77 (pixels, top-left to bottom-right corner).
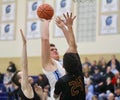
0;73;13;100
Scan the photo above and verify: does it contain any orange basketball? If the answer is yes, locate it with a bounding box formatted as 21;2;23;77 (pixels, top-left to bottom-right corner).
37;4;54;20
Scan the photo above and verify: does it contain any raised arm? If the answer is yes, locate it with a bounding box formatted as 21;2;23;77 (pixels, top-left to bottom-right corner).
20;29;34;98
41;20;52;68
55;12;77;53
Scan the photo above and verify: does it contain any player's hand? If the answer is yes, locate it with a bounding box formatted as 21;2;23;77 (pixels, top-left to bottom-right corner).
55;17;65;29
63;12;76;27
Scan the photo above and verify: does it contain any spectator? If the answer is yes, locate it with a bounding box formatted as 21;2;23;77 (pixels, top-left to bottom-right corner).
90;60;97;75
105;77;114;93
37;73;50;97
98;77;115;100
3;69;14;92
91;66;104;95
111;64;119;75
84;72;91;85
107;93;115;100
82;57;91;68
114;87;120;100
82;63;90;74
115;77;120;88
107;55;120;72
97;56;105;67
37;73;50;90
7;61;17;73
85;86;94;100
98;59;107;76
86;79;94;94
104;66;115;82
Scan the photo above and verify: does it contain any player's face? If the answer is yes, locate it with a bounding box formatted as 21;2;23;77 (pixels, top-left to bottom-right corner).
50;46;59;61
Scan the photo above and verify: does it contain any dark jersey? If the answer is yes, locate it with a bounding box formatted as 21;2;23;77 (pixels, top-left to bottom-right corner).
54;53;85;100
18;85;40;100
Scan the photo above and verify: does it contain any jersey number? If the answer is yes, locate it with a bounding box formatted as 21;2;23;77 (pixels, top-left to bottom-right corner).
68;76;83;96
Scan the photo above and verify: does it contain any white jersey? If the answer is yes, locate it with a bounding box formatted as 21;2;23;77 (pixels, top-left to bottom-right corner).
42;59;65;100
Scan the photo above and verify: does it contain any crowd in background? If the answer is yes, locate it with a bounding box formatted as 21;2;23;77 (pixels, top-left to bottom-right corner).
0;54;120;100
83;55;120;100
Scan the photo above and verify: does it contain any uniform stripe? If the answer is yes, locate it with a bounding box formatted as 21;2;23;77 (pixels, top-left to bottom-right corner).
53;70;61;80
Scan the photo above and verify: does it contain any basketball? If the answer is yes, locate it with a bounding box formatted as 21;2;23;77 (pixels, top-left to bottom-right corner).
37;4;54;20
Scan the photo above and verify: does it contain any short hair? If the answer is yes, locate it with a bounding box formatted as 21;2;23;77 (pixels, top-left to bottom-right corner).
50;43;55;47
11;70;21;86
63;53;81;75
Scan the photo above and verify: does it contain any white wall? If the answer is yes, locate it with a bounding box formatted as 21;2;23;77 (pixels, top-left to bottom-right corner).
0;0;120;58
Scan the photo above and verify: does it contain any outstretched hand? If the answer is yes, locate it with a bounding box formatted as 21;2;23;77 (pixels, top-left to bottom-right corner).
63;12;76;27
20;29;26;44
55;17;65;29
55;12;76;29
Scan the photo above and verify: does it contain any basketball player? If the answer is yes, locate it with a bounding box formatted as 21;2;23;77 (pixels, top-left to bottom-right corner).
12;29;47;100
40;16;65;100
53;13;85;100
